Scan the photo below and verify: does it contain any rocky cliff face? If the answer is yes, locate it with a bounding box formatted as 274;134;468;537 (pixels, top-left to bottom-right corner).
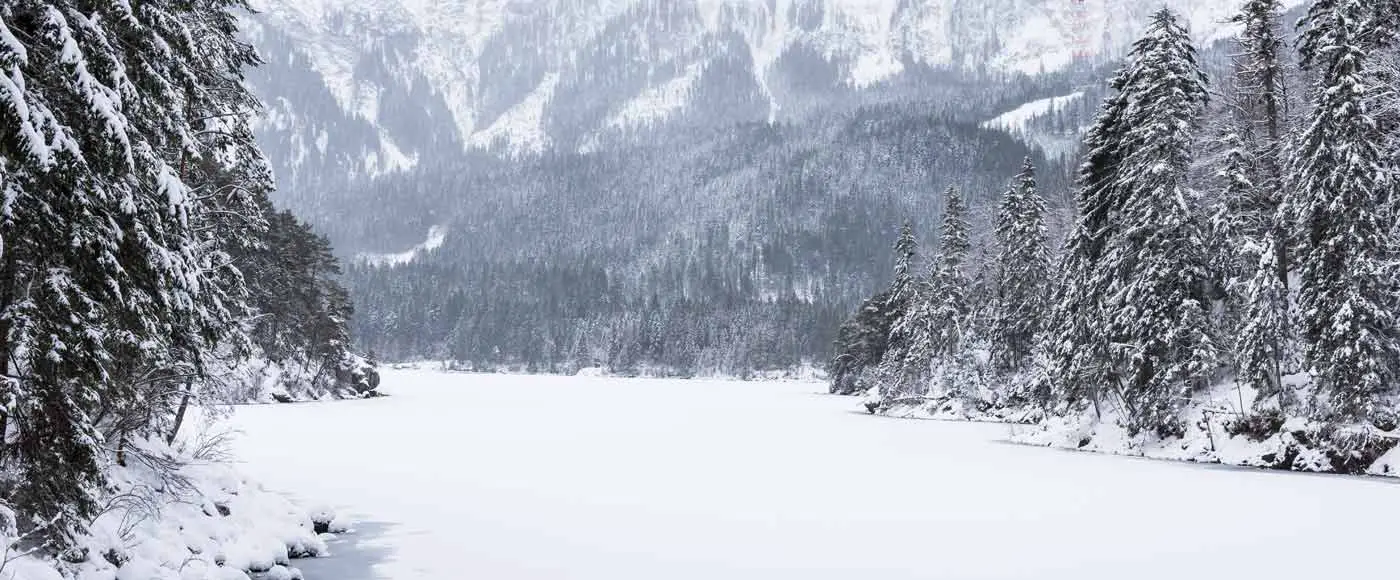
244;0;1287;192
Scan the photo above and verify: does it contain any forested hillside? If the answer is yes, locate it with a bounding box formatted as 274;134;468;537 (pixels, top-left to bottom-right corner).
337;107;1075;374
834;0;1400;476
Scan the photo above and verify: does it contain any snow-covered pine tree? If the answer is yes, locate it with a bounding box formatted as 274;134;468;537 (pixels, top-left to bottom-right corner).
1099;8;1217;436
1234;0;1287;180
891;221;919;305
1216;0;1296;407
828;294;895;395
1234;238;1293;408
989;158;1050;374
1289;0;1400;422
923;185;974;396
1046;9;1216;434
1357;0;1400;47
1044;70;1134;411
931;185;971;358
827;225;918;396
1366;2;1400;186
1217;0;1289;283
877;222;932;400
240;208;355;371
871;189;974;406
879;281;936;403
0;0;269;543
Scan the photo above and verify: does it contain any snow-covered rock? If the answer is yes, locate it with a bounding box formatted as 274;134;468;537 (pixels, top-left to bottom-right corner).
230;352;381;404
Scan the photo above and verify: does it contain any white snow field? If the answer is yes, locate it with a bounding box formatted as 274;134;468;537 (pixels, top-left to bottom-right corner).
230;369;1398;580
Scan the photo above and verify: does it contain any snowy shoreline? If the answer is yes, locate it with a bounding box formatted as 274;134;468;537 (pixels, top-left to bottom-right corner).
387;360;827;383
23;369;1395;579
865;389;1400;480
1014;408;1400;480
998;436;1400;483
3;435;346;580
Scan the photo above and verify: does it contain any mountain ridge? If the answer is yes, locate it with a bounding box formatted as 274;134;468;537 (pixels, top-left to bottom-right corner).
244;0;1294;186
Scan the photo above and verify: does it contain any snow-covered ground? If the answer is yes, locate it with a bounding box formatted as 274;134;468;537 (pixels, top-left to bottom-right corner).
229;369;1399;580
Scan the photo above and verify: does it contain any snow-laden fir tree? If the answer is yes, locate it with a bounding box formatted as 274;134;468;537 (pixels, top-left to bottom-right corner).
0;0;361;546
1100;8;1217;435
1233;237;1293;408
827;225;918;396
1215;0;1289;282
1045;65;1134;410
989;158;1050;374
1366;2;1400;175
1214;0;1296;407
877;222;935;401
930;186;971;354
878;279;936;403
916;185;979;400
1233;0;1287;182
1046;9;1217;435
891;222;919;305
1288;0;1400;422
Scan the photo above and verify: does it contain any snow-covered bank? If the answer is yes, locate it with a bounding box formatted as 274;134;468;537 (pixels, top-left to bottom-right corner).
3;436;334;580
873;394;1040;424
230;354;382;404
1016;408;1400;477
228;368;1399;579
869;377;1400;479
1010;379;1400;478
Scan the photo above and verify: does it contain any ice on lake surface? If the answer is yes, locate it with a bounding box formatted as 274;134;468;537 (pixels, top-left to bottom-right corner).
230;369;1398;580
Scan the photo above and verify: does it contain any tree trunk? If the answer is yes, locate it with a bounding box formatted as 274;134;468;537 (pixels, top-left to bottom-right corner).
167;381;193;445
0;251;17;462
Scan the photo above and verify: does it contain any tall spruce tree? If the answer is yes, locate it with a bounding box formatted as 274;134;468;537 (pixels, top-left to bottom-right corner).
1217;0;1289;284
891;222;919;305
1046;10;1216;434
1366;2;1400;189
876;222;930;400
930;186;971;358
1045;70;1134;410
1220;0;1296;407
0;0;270;543
240;209;354;373
883;272;940;402
989;158;1050;373
827;225;918;396
1101;8;1217;435
1047;89;1131;409
1289;0;1400;421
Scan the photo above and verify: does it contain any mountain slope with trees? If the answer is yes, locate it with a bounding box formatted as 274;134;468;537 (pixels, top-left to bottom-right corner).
342;110;1070;375
833;1;1400;475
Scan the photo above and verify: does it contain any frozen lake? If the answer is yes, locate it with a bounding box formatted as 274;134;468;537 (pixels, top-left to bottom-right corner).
229;369;1399;579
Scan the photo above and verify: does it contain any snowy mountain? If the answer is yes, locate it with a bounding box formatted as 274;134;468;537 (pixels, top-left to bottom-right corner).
241;0;1306;372
243;0;1297;190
